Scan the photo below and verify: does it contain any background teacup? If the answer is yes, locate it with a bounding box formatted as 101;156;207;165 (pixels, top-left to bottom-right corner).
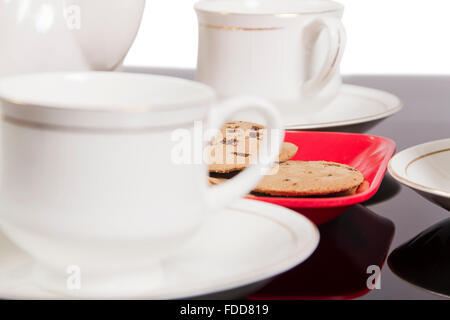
0;0;146;77
0;72;283;297
195;0;346;112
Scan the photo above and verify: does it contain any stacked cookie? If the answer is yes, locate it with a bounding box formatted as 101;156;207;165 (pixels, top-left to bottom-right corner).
208;121;298;173
208;121;365;197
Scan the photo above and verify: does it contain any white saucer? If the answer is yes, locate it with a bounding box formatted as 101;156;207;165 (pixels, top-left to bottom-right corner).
284;84;403;131
389;138;450;211
0;199;319;299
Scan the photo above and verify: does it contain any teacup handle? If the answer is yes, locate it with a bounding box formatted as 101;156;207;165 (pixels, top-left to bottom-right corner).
205;96;284;213
302;17;346;95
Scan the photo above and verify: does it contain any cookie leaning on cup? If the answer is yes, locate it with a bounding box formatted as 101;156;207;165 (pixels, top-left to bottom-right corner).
208;121;298;173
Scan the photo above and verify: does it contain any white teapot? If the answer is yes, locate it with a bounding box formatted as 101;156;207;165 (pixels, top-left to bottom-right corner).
0;0;146;77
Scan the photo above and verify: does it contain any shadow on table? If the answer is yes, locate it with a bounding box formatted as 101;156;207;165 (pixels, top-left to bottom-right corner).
364;173;402;206
388;217;450;299
246;205;395;300
122;66;195;80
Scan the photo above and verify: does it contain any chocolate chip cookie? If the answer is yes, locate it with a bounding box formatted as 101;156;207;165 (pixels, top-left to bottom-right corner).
252;161;364;196
208;121;297;173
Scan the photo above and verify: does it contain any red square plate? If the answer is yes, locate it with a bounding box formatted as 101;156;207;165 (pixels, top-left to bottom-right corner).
247;131;396;225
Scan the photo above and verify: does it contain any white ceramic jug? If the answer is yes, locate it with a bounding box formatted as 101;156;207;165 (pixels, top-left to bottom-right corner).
0;0;146;77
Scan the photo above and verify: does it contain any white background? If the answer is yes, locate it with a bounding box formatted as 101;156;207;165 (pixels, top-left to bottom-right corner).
124;0;450;74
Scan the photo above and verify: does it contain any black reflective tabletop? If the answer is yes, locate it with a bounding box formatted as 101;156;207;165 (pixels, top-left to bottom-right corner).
249;205;395;300
346;75;450;300
388;218;450;298
126;67;450;299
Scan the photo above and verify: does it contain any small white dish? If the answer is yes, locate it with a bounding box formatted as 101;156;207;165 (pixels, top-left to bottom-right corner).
389;138;450;211
0;199;319;299
284;84;403;131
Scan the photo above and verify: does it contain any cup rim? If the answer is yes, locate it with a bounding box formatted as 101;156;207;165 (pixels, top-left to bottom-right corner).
0;72;216;113
194;0;344;17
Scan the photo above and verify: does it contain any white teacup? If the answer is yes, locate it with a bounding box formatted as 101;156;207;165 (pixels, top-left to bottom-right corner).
0;0;146;77
195;0;346;111
0;72;283;297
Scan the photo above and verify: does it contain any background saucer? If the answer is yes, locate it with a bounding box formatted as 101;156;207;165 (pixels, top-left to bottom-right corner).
284;85;403;132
